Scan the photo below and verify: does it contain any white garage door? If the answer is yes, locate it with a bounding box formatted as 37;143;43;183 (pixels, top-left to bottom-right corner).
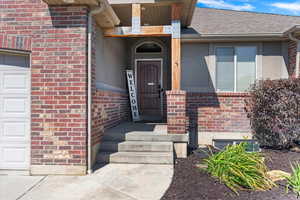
0;52;30;170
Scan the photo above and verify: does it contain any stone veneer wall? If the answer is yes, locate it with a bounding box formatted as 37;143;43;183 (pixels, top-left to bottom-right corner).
0;0;89;174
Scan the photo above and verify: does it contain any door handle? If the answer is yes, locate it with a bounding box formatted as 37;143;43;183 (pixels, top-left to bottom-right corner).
157;85;163;99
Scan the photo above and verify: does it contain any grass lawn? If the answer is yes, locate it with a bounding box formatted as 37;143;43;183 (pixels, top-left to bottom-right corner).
161;148;300;200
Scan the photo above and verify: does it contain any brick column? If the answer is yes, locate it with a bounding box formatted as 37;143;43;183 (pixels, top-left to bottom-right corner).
166;90;187;134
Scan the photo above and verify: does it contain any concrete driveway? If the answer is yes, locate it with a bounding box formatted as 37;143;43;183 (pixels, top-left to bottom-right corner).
0;164;173;200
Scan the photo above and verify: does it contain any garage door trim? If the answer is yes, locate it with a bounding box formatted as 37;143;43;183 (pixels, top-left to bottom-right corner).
0;50;31;170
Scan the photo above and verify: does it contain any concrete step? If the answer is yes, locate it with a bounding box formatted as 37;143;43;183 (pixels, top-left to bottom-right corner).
99;141;173;152
97;151;174;165
102;132;188;143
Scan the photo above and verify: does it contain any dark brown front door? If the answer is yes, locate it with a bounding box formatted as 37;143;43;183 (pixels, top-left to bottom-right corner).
137;60;162;118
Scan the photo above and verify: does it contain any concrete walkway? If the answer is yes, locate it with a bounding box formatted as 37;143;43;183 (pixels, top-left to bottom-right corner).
1;164;173;200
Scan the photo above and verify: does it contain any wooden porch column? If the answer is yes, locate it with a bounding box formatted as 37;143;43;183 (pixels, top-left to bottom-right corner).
132;4;141;34
166;3;186;135
171;3;182;90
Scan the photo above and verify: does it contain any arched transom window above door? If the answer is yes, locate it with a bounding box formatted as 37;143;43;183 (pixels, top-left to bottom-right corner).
135;42;163;54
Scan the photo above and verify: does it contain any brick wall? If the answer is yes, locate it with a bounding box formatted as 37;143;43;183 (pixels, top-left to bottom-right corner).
187;92;251;133
0;35;32;51
0;1;88;167
288;40;297;78
91;89;130;146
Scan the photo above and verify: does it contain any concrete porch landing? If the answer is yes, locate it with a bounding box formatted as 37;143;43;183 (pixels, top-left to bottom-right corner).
96;122;188;165
107;122;168;133
102;122;188;142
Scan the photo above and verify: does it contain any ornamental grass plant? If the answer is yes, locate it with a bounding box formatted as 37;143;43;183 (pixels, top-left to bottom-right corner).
204;143;276;194
286;162;300;197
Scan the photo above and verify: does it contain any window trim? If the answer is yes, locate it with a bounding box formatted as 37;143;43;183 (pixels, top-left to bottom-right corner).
135;41;163;54
215;45;258;92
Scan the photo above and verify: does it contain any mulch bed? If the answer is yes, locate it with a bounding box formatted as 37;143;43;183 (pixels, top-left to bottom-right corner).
161;149;300;200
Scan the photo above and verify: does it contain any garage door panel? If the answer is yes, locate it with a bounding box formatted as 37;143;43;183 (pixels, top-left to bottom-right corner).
2;121;29;140
1;72;30;94
3;73;28;89
2;97;29;117
0;144;30;169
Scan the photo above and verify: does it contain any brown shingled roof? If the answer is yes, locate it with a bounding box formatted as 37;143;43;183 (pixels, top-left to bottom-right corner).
183;7;300;37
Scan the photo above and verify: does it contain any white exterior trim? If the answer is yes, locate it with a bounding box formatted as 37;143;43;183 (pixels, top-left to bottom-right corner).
257;42;263;80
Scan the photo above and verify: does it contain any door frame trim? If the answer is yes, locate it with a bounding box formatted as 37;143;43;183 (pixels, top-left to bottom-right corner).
134;58;164;117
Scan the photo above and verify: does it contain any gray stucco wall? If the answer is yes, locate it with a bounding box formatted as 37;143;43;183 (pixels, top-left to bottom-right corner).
181;41;289;92
95;27;128;91
181;43;213;92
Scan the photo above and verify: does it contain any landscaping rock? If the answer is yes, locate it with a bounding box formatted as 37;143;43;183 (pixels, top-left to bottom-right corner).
290;146;300;153
196;164;208;170
267;170;291;182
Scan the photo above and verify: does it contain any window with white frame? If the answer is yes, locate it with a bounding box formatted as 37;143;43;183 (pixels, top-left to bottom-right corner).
216;46;257;92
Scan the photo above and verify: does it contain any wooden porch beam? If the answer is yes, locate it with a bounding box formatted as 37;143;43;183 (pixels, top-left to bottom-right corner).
171;3;182;90
132;4;141;34
103;25;172;37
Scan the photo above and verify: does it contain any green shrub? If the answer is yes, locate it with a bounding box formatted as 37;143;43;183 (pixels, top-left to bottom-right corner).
246;79;300;149
286;162;300;196
204;143;275;194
